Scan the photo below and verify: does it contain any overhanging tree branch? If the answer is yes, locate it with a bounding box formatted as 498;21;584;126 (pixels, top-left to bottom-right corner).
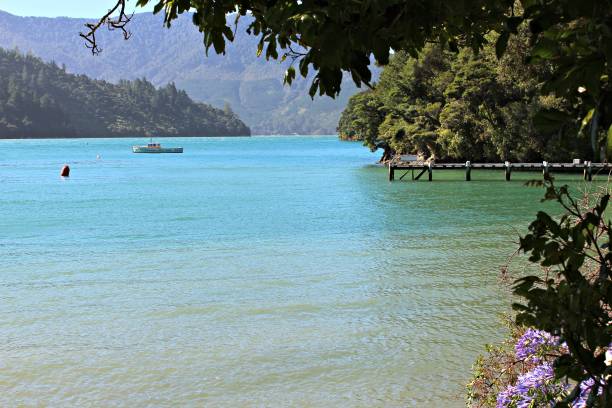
80;0;133;55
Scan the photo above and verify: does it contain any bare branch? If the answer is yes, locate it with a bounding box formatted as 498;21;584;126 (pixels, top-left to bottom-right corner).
80;0;134;55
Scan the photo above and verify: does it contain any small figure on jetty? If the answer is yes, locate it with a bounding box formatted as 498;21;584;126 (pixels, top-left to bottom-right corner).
60;164;70;177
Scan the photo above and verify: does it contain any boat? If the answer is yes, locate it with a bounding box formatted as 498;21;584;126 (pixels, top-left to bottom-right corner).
132;141;183;154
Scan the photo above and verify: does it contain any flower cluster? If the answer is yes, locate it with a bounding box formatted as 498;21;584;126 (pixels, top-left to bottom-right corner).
470;326;608;407
496;362;567;407
514;329;560;364
496;329;607;408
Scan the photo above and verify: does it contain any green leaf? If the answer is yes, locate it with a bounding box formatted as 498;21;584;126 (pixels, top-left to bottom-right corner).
495;31;509;59
582;109;595;127
284;66;296;85
308;77;320;98
151;1;164;14
211;32;225;54
530;37;558;60
578;108;595;135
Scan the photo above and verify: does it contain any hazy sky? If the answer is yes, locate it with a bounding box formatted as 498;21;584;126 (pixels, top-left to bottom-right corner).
0;0;154;18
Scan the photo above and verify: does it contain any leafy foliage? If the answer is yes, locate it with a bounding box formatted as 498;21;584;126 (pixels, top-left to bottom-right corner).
511;181;611;406
337;91;383;147
467;320;528;407
338;32;592;162
0;47;250;138
132;0;513;98
123;0;611;115
496;0;612;154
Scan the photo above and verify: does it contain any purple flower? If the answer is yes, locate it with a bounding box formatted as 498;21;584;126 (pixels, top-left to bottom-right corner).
516;362;554;390
572;377;604;408
497;363;568;407
571;378;594;408
515;329;559;363
497;385;517;408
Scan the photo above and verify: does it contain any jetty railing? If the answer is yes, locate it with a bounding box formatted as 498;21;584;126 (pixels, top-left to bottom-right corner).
387;160;612;182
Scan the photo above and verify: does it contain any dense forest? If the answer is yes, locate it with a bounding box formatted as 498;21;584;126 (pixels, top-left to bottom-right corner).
337;30;598;163
0;47;250;138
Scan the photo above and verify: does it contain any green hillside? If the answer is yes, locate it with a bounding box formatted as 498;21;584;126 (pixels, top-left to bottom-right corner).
0;48;250;138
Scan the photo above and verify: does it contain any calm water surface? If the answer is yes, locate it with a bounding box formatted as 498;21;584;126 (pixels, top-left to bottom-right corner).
0;136;593;406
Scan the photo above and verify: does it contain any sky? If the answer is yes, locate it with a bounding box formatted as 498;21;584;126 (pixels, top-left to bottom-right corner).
0;0;154;18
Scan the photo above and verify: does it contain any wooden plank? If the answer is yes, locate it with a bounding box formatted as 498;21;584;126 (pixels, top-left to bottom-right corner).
399;170;411;180
414;167;428;180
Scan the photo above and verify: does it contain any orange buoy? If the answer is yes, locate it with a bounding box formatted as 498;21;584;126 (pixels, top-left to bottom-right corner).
60;165;70;177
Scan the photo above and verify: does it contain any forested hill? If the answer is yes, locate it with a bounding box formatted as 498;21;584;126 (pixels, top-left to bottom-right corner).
0;10;369;135
0;48;250;138
338;29;592;163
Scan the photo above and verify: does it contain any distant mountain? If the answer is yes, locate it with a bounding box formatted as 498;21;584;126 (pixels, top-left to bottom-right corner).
0;10;372;134
0;48;250;138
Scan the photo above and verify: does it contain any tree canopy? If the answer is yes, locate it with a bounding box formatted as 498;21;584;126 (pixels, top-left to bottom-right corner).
83;2;603;98
91;0;513;97
337;31;594;162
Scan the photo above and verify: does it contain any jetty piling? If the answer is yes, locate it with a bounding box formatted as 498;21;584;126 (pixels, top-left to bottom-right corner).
583;161;593;181
505;161;511;181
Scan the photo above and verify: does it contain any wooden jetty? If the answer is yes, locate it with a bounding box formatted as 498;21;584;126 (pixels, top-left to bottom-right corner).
388;160;612;182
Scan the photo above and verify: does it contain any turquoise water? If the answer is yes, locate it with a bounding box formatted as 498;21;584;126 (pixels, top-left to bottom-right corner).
0;136;593;406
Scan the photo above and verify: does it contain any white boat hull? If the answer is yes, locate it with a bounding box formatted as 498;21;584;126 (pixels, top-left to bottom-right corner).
132;146;183;153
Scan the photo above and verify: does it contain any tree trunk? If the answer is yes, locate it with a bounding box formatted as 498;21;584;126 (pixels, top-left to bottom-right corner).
379;144;396;163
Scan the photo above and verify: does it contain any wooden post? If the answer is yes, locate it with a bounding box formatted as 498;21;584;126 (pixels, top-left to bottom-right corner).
465;161;471;181
584;161;592;181
505;161;511;181
428;161;433;182
542;161;549;179
388;162;395;182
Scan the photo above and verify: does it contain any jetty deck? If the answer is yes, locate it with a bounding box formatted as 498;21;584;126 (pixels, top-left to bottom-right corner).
388;160;612;182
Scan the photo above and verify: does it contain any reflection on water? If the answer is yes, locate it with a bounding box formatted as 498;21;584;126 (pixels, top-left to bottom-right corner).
0;136;588;406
